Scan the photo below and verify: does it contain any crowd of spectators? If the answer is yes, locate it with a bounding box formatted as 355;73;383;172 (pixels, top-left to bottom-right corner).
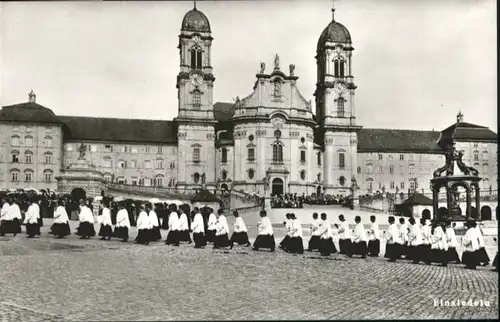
270;193;353;209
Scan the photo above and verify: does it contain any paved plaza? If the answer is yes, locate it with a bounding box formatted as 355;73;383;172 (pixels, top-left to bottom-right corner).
0;219;498;321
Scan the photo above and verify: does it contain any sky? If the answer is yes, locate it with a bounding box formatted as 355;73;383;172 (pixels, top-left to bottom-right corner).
0;0;496;132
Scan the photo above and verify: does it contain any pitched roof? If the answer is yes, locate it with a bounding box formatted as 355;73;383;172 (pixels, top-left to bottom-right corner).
441;122;497;143
0;102;63;125
357;128;442;153
59;116;178;144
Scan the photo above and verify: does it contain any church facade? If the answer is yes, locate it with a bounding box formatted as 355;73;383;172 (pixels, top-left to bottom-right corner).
0;5;497;197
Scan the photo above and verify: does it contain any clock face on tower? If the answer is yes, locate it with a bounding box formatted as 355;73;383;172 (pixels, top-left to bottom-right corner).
190;73;203;87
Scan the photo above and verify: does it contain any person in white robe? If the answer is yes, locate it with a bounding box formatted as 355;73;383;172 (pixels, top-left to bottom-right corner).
2;199;22;236
253;210;275;252
461;220;481;269
98;202;113;240
279;213;292;251
230;210;250;248
191;207;206;248
206;210;217;243
444;219;460;264
135;205;152;245
165;204;180;246
49;200;71;238
430;220;448;266
307;213;321;252
286;213;304;254
384;216;401;262
114;203;131;242
178;207;192;243
407;217;422;264
24;199;40;238
214;209;231;249
367;215;380;257
147;203;162;241
0;198;12;236
76;200;96;239
350;216;368;258
338;214;352;256
318;213;337;256
475;223;490;266
398;217;409;259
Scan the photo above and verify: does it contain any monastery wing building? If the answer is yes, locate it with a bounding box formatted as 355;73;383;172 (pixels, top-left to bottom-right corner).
0;5;497;197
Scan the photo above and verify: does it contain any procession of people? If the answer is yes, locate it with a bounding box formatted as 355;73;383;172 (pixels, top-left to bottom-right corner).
0;195;497;272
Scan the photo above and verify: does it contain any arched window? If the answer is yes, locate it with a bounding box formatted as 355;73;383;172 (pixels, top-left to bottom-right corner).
156;158;164;169
43;169;53;182
45;136;53;148
337;97;345;117
221;148;228;164
248;169;255;179
24;169;34;182
317;173;321;182
193;172;200;183
221;170;228;180
25;135;33;147
45;152;53;164
300;170;306;181
10;169;20;182
272;142;283;163
155;175;164;187
23;150;33;164
190;47;203;69
11;135;20;146
334;59;345;77
317;152;322;165
192;89;201;109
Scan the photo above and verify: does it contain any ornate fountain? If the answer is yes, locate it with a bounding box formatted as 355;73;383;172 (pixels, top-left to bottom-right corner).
430;112;481;221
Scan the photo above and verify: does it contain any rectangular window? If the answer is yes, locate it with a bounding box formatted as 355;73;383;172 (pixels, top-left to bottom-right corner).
120;146;126;153
410;180;416;191
337;99;345;117
90;145;97;152
390;181;395;189
158;146;163;154
248;148;255;162
378;154;383;160
400;182;405;189
11;171;19;182
105;145;113;153
300;150;306;163
145;146;150;153
193;148;200;163
45;154;52;164
170;162;176;169
400;154;404;160
221;148;228;164
11;136;20;146
25;154;33;164
44;172;52;182
474;154;479;161
25;137;33;147
156;159;164;169
339;153;345;169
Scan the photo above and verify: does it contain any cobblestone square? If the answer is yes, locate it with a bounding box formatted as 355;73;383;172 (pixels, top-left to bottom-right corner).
0;220;497;321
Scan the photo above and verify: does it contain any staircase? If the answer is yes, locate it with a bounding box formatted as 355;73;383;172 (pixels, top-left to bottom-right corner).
106;183;193;201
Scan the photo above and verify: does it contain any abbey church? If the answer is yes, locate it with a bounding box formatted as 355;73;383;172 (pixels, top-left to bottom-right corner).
0;4;497;197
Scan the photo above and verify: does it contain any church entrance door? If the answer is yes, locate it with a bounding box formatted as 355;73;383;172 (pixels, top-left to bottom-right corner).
272;178;284;196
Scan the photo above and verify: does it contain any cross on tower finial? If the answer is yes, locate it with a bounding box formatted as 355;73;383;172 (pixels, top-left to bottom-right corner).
457;110;464;123
28;89;36;103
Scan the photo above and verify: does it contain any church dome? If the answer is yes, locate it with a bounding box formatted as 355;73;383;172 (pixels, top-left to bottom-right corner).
181;7;211;33
317;12;351;51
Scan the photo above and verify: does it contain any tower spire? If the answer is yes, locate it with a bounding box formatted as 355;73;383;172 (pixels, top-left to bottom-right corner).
194;0;197;10
332;0;335;21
